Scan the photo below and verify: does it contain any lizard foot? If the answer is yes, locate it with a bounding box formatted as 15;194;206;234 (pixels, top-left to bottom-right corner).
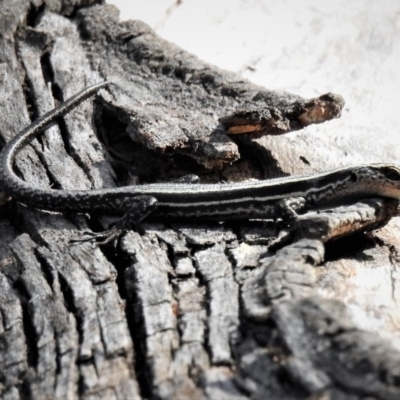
69;195;158;246
70;227;126;246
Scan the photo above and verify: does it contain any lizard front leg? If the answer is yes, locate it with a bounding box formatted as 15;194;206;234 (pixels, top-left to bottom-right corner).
71;195;158;245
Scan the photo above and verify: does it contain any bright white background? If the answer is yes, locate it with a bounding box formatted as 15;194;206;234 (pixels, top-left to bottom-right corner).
107;0;400;141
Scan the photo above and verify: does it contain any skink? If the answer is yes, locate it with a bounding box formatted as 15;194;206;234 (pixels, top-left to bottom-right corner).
1;82;399;240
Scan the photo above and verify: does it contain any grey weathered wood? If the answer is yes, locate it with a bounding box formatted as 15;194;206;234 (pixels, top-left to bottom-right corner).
1;1;400;400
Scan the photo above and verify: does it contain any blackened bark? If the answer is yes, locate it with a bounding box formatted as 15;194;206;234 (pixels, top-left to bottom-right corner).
0;2;399;400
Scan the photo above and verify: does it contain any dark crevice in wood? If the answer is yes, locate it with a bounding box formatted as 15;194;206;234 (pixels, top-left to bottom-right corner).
75;16;97;42
35;151;63;190
251;321;276;347
18;54;66;191
16;34;45;153
233;136;287;179
93;105;129;182
40;52;55;91
123;272;152;398
54;343;62;379
53;91;97;187
220;83;247;98
187;246;211;273
0;125;6;150
78;212;105;235
26;134;63;189
13;280;38;371
0;204;22;247
99;243;129;300
192;250;214;363
95;103;219;185
76;356;95;366
20;379;33;400
57;272;84;347
100;244;149;397
49;81;64;103
158;234;178;269
26;3;45;28
276;367;309;397
77;357;95;396
325;232;375;262
68;4;87;20
94;104;129;149
34;248;55;288
47;83;74;160
20;74;37;125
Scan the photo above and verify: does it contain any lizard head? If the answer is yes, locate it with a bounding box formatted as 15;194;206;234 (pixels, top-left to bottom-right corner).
355;164;400;199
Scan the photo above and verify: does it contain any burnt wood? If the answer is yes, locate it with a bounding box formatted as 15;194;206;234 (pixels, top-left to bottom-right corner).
0;2;399;400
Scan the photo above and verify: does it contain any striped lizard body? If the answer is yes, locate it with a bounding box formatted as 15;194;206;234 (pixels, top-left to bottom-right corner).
1;82;400;240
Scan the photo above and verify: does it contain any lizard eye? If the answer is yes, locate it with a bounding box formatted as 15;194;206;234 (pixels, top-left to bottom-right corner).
382;166;400;181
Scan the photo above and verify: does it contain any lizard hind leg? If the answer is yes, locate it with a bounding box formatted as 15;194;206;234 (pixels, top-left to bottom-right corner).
71;195;158;245
275;197;307;225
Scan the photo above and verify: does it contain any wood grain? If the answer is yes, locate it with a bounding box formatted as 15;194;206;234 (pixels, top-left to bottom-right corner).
1;1;400;399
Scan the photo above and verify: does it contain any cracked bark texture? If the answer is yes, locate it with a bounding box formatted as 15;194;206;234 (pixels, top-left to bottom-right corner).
1;1;400;400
